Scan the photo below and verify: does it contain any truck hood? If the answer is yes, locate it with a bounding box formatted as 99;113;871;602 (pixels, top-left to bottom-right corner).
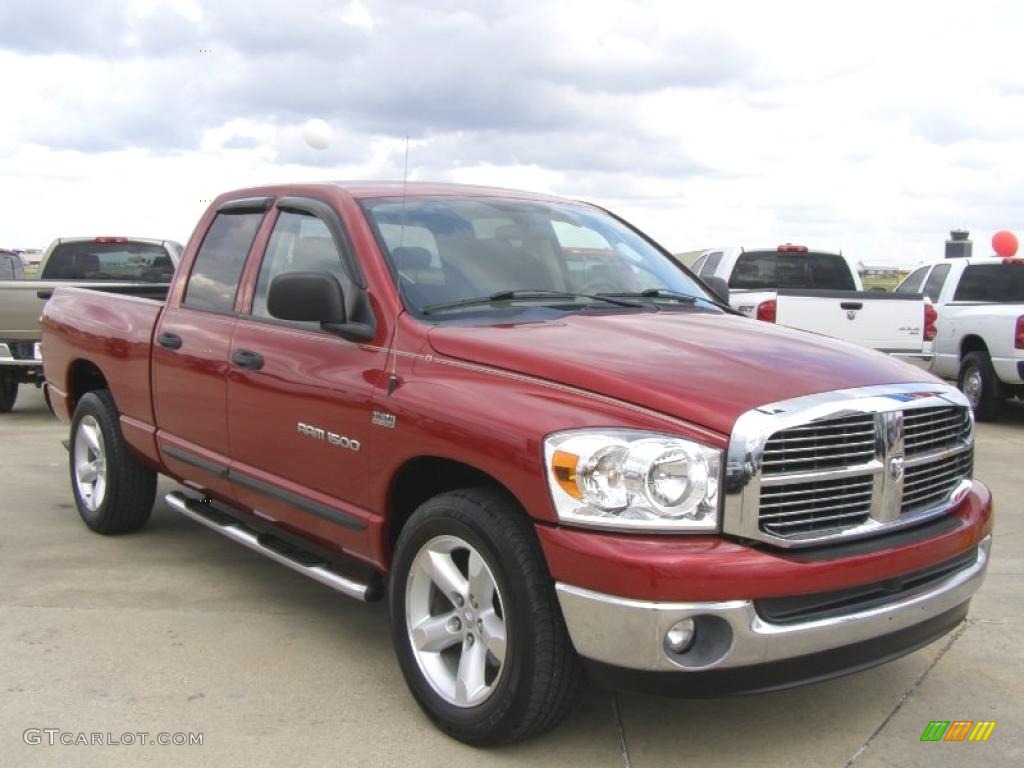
427;311;934;436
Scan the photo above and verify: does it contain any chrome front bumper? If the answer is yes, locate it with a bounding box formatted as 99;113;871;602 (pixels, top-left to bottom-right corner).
555;535;990;673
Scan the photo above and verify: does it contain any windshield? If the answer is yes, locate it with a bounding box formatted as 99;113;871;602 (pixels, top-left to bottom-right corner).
41;241;174;282
729;251;856;290
361;196;714;316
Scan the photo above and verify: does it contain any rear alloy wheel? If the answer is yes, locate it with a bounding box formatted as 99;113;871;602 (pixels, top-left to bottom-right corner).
69;390;156;534
389;488;582;745
0;376;17;413
958;351;1003;421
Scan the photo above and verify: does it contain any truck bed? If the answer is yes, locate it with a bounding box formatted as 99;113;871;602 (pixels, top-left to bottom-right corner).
41;286;165;430
731;288;926;353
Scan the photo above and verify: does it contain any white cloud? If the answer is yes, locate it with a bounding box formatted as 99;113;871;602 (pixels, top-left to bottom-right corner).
1;0;1023;264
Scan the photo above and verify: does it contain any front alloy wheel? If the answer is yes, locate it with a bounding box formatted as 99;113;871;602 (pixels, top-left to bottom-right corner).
389;488;582;745
406;535;508;707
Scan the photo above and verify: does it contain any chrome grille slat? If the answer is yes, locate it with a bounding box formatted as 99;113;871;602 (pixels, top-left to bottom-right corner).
767;430;876;445
765;438;876;453
766;510;870;530
759;479;876;500
761;496;873;519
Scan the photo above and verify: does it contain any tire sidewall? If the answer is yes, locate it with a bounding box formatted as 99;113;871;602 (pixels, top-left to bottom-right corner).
389;503;532;737
0;376;16;413
69;392;120;529
959;352;1001;419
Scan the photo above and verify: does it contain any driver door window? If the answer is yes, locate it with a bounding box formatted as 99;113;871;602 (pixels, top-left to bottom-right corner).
251;211;351;324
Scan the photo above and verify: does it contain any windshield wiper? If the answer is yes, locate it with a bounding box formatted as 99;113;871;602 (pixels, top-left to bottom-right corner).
421;289;644;315
600;288;727;308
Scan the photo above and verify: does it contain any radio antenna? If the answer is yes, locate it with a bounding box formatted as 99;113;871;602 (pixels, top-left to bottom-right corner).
388;135;410;396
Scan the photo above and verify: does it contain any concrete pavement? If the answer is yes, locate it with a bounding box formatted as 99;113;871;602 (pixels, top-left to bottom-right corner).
1;386;1021;767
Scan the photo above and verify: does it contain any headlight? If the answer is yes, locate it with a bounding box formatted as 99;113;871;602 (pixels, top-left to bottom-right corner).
544;429;721;532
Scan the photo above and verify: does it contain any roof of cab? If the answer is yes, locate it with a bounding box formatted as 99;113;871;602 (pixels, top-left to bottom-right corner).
217;180;577;204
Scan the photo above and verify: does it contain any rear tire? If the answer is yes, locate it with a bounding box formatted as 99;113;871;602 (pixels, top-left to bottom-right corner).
69;390;156;534
0;376;17;413
958;351;1003;421
389;487;582;745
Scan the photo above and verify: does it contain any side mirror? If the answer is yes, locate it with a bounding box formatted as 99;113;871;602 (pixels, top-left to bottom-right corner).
703;276;730;303
268;271;346;323
266;271;376;342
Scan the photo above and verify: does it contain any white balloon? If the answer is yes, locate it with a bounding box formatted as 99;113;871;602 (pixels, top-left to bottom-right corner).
302;118;332;150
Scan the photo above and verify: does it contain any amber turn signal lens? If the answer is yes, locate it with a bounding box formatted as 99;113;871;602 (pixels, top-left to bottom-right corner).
551;450;582;499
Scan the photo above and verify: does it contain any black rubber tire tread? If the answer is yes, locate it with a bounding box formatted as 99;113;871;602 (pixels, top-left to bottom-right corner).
0;377;17;413
389;486;583;745
69;389;156;534
959;351;1004;421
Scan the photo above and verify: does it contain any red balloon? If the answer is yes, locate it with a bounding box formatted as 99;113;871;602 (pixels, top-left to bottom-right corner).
992;230;1019;257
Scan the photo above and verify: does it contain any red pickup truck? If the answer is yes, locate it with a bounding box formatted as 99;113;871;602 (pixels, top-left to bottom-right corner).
41;182;992;745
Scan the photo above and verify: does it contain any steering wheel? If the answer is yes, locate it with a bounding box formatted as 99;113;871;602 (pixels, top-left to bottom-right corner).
576;279;620;295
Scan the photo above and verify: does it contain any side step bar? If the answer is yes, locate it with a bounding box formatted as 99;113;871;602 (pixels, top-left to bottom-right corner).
165;491;380;602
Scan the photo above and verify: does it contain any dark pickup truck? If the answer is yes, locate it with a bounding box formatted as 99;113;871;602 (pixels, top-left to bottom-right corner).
41;182;992;744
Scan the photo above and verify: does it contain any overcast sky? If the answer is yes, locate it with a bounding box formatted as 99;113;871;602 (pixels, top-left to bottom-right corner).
1;0;1022;265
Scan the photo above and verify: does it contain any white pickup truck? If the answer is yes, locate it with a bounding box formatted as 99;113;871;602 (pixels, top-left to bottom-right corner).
691;245;934;357
894;256;1024;419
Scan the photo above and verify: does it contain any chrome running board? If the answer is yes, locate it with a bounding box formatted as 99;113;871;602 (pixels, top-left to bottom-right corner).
164;491;379;602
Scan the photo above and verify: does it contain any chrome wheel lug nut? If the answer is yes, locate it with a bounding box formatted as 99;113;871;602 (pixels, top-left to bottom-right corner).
447;616;462;632
453;594;464;607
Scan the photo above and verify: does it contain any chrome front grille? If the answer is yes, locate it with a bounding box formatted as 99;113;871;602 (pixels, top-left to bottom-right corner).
724;384;975;548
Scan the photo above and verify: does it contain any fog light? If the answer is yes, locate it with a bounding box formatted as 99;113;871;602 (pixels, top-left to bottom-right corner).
665;619;696;653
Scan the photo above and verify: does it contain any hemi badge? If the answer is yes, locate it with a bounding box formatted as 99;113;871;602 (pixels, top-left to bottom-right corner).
372;411;396;429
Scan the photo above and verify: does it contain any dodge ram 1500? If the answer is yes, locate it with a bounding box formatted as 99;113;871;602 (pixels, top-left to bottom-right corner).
41;183;992;745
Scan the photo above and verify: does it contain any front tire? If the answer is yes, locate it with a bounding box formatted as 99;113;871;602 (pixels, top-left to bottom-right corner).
69;390;156;534
0;375;17;413
958;351;1003;421
389;488;582;745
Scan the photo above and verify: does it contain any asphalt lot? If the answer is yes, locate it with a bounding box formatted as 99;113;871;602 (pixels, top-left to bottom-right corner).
1;385;1021;767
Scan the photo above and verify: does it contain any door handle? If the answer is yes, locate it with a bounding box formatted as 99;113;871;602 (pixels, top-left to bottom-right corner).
840;302;863;311
157;332;183;350
231;349;265;370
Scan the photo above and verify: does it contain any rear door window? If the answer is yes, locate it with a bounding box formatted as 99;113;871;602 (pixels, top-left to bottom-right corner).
953;264;1024;302
699;252;722;278
183;212;264;313
922;263;950;302
895;266;929;294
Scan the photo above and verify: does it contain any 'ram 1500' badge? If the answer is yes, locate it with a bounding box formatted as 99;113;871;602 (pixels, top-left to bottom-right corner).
297;422;360;451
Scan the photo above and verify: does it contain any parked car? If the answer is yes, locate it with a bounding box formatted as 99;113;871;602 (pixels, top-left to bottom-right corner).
690;245;935;358
41;183;991;745
895;256;1024;419
0;249;26;279
0;236;181;413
